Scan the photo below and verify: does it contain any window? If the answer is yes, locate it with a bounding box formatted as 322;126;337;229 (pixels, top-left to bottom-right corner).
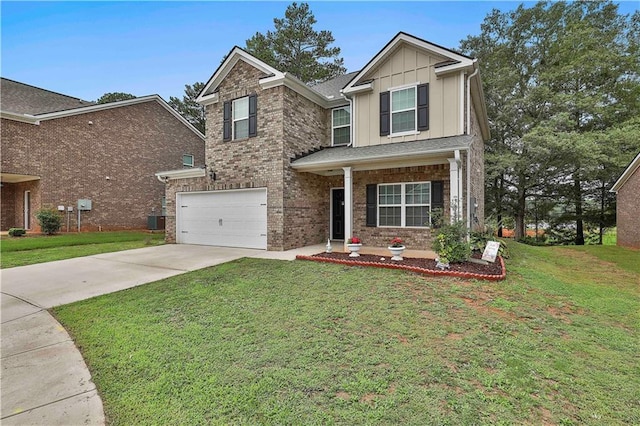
378;182;431;227
182;154;194;168
332;106;351;146
223;94;257;142
233;97;249;139
391;87;416;134
380;84;429;137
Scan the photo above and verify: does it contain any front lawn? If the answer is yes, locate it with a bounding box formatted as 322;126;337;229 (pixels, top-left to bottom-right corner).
53;242;640;425
1;231;164;268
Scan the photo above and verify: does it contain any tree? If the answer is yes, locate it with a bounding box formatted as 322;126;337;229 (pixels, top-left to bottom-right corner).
96;92;136;104
244;2;346;84
168;82;206;134
461;1;640;243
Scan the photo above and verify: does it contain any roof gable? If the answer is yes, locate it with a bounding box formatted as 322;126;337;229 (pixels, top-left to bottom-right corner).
342;32;475;94
196;46;284;105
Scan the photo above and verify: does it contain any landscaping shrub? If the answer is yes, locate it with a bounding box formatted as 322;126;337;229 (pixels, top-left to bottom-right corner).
8;228;26;237
35;208;63;235
432;221;471;264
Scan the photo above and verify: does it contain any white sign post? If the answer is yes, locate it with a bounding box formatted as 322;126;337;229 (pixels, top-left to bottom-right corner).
482;241;501;263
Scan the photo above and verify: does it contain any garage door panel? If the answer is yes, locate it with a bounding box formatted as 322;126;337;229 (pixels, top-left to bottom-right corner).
177;189;267;249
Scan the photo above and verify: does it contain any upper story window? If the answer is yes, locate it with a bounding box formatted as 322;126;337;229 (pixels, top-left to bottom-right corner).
332;106;351;146
380;83;429;137
182;154;194;168
233;97;249;139
223;94;257;142
391;87;416;134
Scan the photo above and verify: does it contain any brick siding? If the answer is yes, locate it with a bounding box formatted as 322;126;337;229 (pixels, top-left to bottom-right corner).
616;166;640;248
1;101;204;232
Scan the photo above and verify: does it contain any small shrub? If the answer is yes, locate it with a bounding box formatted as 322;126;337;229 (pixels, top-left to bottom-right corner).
8;228;26;237
432;221;471;264
35;208;63;235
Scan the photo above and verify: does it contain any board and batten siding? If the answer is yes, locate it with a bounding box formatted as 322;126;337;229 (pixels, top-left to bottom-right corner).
354;44;463;147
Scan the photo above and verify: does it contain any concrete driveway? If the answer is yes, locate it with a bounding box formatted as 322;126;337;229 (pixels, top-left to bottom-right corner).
1;243;322;425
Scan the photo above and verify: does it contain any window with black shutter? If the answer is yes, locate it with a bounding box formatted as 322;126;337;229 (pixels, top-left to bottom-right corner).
417;83;429;131
366;184;377;227
223;95;257;141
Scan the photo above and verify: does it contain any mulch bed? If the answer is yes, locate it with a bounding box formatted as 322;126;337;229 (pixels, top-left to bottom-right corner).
296;252;506;281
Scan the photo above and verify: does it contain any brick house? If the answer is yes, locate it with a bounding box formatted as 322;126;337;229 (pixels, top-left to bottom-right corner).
1;78;205;232
611;152;640;249
157;32;489;251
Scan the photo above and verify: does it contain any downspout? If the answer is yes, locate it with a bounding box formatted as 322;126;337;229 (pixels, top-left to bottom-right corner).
466;61;479;231
340;91;354;147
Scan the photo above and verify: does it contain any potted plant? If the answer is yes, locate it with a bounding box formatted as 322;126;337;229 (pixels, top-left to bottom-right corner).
388;237;405;261
346;236;362;257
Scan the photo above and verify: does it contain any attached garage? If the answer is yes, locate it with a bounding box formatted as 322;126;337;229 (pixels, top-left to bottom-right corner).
176;188;267;249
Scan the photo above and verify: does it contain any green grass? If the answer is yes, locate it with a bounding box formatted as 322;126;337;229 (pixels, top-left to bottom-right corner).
602;227;617;246
53;242;640;425
1;231;164;268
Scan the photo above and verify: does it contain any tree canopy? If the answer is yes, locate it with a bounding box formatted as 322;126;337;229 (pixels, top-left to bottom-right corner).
96;92;136;104
168;82;206;134
244;2;346;84
460;1;640;244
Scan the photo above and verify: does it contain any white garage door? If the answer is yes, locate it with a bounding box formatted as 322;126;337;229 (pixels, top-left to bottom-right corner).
176;189;267;249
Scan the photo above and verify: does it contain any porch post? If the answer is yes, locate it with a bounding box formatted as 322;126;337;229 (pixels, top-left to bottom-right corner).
448;157;462;222
343;166;353;252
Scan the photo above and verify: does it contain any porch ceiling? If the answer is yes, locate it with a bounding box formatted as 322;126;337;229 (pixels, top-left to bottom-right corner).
291;135;471;175
1;173;41;183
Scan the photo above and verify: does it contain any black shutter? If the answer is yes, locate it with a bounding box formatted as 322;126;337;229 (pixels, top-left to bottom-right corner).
366;184;377;227
223;101;232;141
379;91;390;136
431;180;444;227
248;94;257;137
417;83;429;131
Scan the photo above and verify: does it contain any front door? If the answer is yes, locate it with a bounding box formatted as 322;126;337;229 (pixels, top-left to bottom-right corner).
331;188;345;240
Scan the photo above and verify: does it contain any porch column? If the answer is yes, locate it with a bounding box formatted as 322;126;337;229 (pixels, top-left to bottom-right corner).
448;156;462;222
343;166;353;252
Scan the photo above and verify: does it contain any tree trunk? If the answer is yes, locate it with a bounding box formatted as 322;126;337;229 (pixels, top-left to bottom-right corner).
574;174;585;245
515;188;526;240
495;176;503;238
598;180;605;245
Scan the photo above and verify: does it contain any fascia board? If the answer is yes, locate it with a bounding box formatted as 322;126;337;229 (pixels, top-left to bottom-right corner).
291;145;470;172
341;82;373;95
611;152;640;192
0;110;40;124
155;168;206;180
469;71;491;141
198;92;219;106
196;47;284;104
260;74;330;108
33;96;205;140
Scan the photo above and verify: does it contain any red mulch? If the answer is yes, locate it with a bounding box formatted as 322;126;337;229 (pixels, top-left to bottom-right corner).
296;252;506;281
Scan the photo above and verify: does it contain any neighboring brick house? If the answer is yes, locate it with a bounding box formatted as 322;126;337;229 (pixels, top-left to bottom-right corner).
157;32;489;251
1;78;205;232
611;152;640;249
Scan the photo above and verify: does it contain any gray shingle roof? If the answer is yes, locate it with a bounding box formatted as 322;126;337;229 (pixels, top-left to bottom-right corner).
309;71;359;100
291;135;472;170
0;78;94;115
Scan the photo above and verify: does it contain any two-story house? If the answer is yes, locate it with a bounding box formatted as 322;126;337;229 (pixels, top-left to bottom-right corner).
157;32;489;251
1;78;205;232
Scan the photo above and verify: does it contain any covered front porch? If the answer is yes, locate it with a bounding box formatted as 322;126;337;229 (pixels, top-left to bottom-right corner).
291;136;472;252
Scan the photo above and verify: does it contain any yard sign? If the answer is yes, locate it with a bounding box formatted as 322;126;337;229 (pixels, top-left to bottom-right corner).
482;241;501;263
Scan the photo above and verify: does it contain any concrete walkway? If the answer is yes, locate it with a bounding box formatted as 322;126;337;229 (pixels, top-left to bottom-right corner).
0;243;324;425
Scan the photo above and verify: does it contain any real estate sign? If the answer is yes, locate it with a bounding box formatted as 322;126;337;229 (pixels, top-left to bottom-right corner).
482;241;501;263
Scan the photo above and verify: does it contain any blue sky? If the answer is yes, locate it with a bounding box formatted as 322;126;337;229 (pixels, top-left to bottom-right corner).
2;1;638;102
